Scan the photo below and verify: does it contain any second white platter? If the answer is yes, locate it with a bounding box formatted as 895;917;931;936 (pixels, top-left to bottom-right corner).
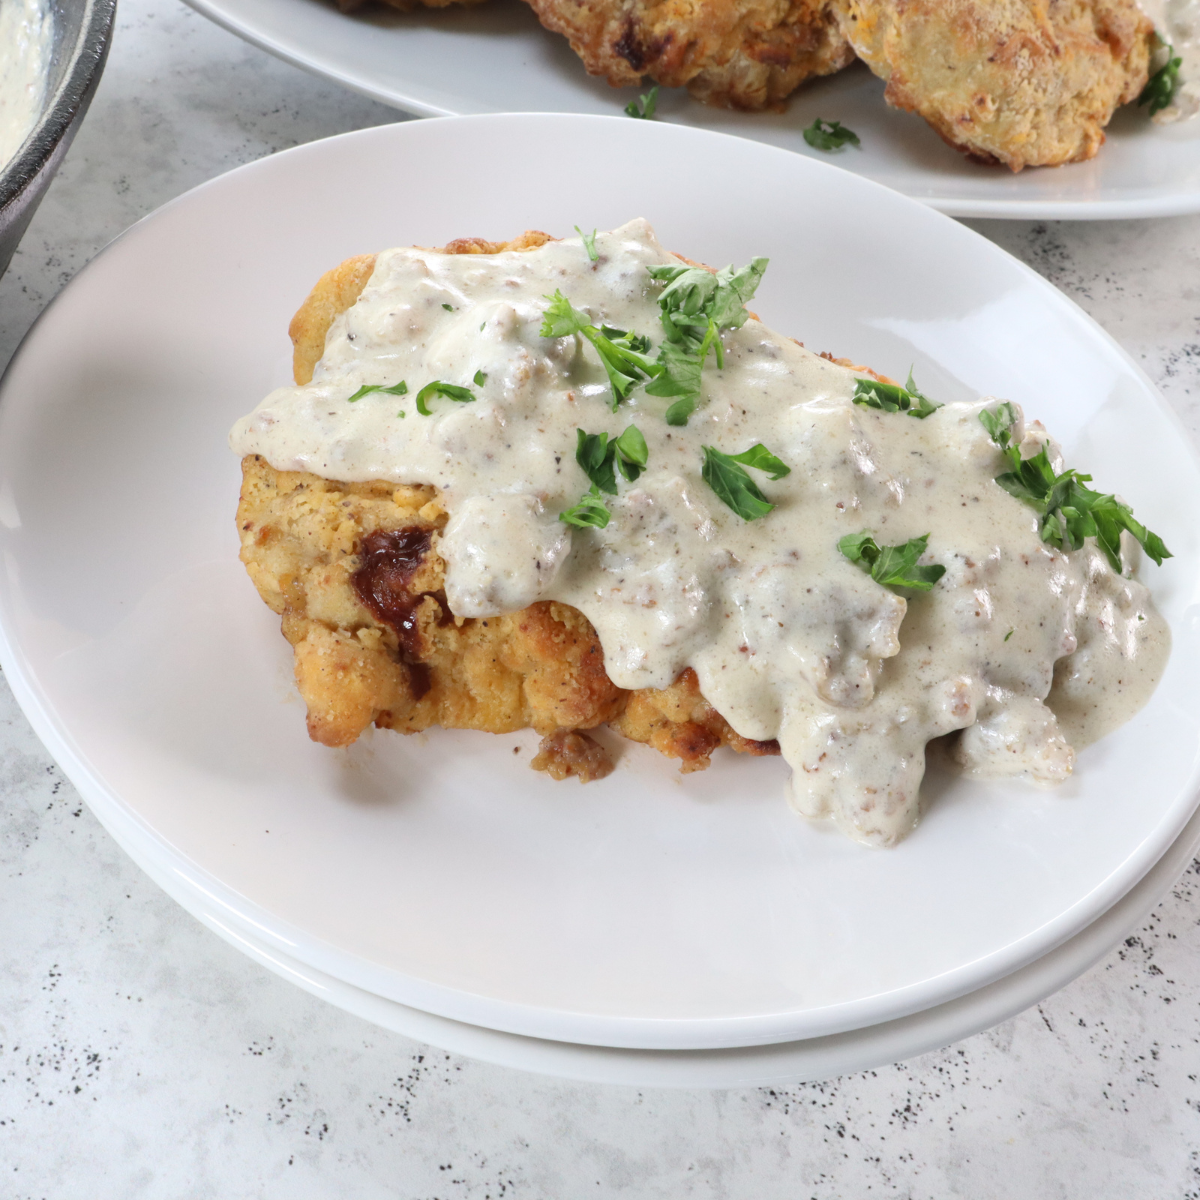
185;0;1200;219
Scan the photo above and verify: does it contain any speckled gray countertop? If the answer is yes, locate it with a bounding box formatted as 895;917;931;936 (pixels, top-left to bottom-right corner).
1;2;1199;1195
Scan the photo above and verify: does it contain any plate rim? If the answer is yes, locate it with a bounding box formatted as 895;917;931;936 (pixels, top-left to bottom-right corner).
93;777;1200;1087
2;114;1199;1050
179;0;1200;221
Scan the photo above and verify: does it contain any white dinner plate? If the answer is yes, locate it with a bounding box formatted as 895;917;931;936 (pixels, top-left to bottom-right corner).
92;771;1200;1087
184;0;1200;219
1;116;1198;1052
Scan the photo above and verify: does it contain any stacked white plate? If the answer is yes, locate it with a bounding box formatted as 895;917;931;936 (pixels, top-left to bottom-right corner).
1;117;1197;1087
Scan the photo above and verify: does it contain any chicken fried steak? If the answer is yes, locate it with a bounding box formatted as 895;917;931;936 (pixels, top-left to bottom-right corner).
237;233;781;783
521;0;854;110
830;0;1155;170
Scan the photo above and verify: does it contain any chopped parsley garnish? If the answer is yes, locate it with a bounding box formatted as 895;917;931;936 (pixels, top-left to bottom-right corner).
442;303;455;311
838;532;945;592
560;484;611;529
599;324;651;354
575;226;600;262
1004;628;1014;642
348;381;408;402
473;369;487;386
576;429;618;494
701;443;790;521
978;403;1171;574
644;258;768;425
415;380;476;415
625;85;659;120
614;424;649;481
575;425;649;493
803;119;861;151
852;371;940;419
541;291;661;408
1139;47;1182;116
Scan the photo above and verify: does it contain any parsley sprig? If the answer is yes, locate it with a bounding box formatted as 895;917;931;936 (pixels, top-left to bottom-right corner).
1139;47;1182;117
575;226;600;262
348;381;408;402
803;118;861;151
560;485;611;529
415;380;476;415
625;85;659;120
838;532;945;592
979;403;1171;573
575;426;648;493
644;258;768;425
701;443;790;521
541;292;661;409
852;371;940;419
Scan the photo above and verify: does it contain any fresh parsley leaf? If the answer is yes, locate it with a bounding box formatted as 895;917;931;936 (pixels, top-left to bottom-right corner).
614;424;648;481
415;380;476;415
473;369;487;386
560;484;611;529
803;118;861;151
575;226;600;262
575;429;618;495
647;259;767;339
600;325;652;354
664;398;698;426
978;401;1020;456
575;425;650;491
1139;48;1182;116
625;85;659;120
838;532;945;592
852;371;941;419
348;381;408;402
540;290;661;408
726;442;790;481
978;405;1171;573
644;339;705;420
701;444;787;521
643;258;768;424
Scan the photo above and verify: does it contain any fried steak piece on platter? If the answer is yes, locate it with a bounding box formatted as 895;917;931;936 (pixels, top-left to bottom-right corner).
523;0;854;109
829;0;1155;170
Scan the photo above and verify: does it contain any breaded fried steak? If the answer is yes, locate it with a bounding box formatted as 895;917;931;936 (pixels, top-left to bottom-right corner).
231;223;1169;845
829;0;1154;170
521;0;854;109
237;232;781;784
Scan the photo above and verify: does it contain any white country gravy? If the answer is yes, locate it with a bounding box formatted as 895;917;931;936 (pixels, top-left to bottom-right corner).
0;0;52;171
230;222;1170;845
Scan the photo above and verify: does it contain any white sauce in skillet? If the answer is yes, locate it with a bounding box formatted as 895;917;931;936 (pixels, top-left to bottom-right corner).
1138;0;1200;122
0;0;52;171
231;222;1170;845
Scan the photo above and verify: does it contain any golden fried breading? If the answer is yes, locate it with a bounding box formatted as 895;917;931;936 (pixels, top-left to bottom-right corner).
239;232;785;779
831;0;1154;170
522;0;854;110
237;456;782;773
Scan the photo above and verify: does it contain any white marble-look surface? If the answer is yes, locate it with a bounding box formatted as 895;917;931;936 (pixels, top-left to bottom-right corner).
1;1;1199;1194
